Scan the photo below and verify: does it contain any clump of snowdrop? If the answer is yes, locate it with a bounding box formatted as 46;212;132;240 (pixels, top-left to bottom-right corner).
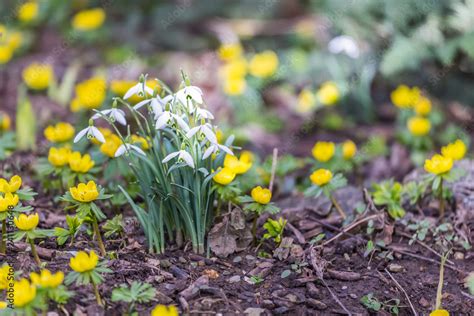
73;73;233;254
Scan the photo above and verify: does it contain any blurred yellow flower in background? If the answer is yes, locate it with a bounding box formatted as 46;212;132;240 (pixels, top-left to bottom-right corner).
414;96;432;116
22;62;54;90
68;152;95;173
110;79;160;103
72;76;107;111
0;46;13;64
213;167;236;185
14;213;39;231
100;134;122;158
430;309;449;316
441;139;467;161
0;193;19;212
390;85;420;108
312;141;335;162
220;58;247;79
407;116;431;136
30;269;64;288
224;77;246;96
316;81;340;106
0;265;11;289
0;113;11;131
218;43;243;61
70;250;99;272
297;88;316;113
251;186;272;204
70;180;99;202
342;140;357;160
13;278;36;308
72;8;106;31
131;135;149;150
18;1;39;23
249;50;278;78
151;304;179;316
48;147;72;167
44;122;75;143
224;154;252;174
310;168;333;186
424;154;453;175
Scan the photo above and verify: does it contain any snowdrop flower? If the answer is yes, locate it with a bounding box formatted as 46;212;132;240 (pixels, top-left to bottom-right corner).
195;108;214;120
155;111;190;132
176;86;203;110
74;120;106;144
163;149;195;168
328;35;360;59
123;81;154;100
114;143;146;157
202;141;233;160
186;123;217;143
134;95;173;119
92;108;127;125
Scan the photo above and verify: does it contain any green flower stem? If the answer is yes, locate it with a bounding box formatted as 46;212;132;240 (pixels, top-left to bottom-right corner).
0;219;6;254
92;280;103;306
435;252;449;310
92;216;106;256
330;193;346;220
28;237;42;266
438;178;445;218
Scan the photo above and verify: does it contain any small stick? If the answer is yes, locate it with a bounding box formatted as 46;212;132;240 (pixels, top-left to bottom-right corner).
269;148;278;193
385;268;418;316
321;278;352;315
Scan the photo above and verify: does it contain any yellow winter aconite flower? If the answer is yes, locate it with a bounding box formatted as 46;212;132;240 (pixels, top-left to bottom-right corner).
224;77;246;96
249;50;279;78
342;140;357;160
240;150;254;163
312;141;335;163
414;96;432;116
218;43;243;61
0;46;13;64
48;147;71;167
424;154;453;175
0;265;10;289
224;154;252;174
100;134;122;158
390;85;420;108
18;1;39;23
0;193;19;212
22;62;54;90
220;58;247;80
310;169;333;186
151;304;179;316
0;175;22;193
44;122;75;143
316;81;340;106
297;88;316;113
30;269;64;288
70;250;99;273
0;112;11;131
0;301;6;309
441;139;467;161
407;116;431;136
131;135;150;150
14;213;39;231
68;152;95;173
72;76;107;111
70;181;99;202
251;186;272;205
7;31;23;50
13;278;36;308
213;168;236;185
430;310;449;316
72;8;106;31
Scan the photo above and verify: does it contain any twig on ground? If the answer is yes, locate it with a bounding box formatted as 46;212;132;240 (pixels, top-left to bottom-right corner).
321;278;352;315
384;268;418;316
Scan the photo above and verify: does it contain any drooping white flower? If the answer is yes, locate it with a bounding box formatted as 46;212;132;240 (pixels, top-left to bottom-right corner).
92;108;127;125
328;35;360;59
155;111;190;132
123;82;154;100
114;143;146;157
176;86;203;108
186;123;217;143
195;108;214;120
162;150;195;168
134;95;174;120
202;142;233;160
74;124;106;144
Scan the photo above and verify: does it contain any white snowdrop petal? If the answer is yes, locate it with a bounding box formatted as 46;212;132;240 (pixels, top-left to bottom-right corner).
180;151;195;168
73;127;89;143
219;144;234;156
91;126;106;143
124;84;139;100
130;145;146;156
114;144;127;157
133;99;151;110
114;111;127;126
186;126;200;139
162;151;180;163
202;126;217;144
202;145;215;160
